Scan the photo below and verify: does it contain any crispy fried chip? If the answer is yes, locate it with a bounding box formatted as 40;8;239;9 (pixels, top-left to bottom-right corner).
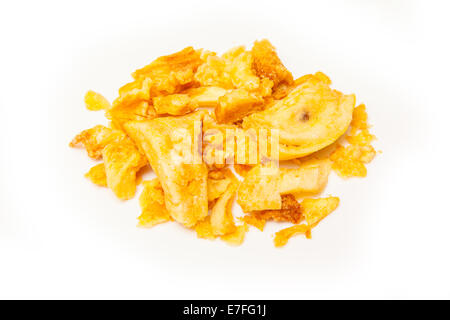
221;224;249;246
237;160;331;212
239;215;266;231
69;125;127;160
124;111;209;227
301;196;340;227
85;163;107;187
185;86;227;108
133;47;202;96
153;94;197;115
243;74;355;160
251;39;293;87
71;40;378;247
273;224;311;247
207;169;232;202
252;194;303;224
194;216;216;240
102;139;147;200
215;88;264;123
85;90;111;111
210;170;238;236
138;179;172;228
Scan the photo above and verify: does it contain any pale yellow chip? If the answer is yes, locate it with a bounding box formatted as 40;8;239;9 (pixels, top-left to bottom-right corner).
138;179;172;228
84;163;107;187
85;90;111;111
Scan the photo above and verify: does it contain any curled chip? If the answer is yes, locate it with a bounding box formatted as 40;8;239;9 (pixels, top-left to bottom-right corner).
138;179;172;228
210;170;239;236
71;39;378;247
153;94;197;116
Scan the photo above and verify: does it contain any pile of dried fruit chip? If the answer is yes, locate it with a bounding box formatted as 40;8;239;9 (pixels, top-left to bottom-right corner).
70;40;377;247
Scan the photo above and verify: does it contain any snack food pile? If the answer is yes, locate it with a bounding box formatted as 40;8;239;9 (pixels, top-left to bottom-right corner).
70;40;377;247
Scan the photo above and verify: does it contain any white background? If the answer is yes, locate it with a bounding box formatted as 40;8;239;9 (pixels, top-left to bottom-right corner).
1;0;449;299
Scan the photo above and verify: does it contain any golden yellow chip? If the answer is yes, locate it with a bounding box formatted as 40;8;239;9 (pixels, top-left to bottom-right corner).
85;90;111;111
84;163;107;187
273;224;311;247
138;179;172;228
301;196;340;228
221;224;249;246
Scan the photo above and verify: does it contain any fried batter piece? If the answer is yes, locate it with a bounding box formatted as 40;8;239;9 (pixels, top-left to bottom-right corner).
84;90;111;111
215;88;264;123
243;74;355;160
331;104;377;178
133;47;203;96
252;194;303;224
301;196;340;227
123;111;209;227
138;179;172;228
251;39;293;88
102;139;147;200
239;215;266;231
184;86;228;108
69;125;127;160
107;77;156;123
237;160;331;212
207;169;232;202
210;169;239;236
273;224;311;247
85;163;107;187
221;224;249;246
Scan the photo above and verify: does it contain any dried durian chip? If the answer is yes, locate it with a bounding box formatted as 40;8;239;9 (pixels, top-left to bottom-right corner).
69;125;127;160
251;39;293;87
124;111;209;227
302;196;340;228
237;160;331;212
84;90;111;111
138;179;172;228
273;224;311;247
84;163;107;187
243;74;355;160
102;139;147;200
153;94;197;116
221;224;249;246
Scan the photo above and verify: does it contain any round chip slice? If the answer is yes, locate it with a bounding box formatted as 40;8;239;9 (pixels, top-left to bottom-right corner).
243;76;355;160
